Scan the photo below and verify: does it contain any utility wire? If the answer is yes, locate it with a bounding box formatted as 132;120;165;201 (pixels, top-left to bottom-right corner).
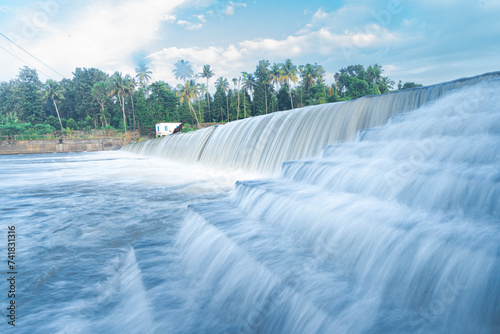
0;44;52;78
0;32;65;78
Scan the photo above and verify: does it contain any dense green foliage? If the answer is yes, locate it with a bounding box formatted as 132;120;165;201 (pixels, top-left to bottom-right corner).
0;62;420;136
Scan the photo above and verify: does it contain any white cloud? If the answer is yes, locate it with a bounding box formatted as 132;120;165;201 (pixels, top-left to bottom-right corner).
177;20;203;30
10;0;192;79
239;23;398;60
382;64;399;72
223;6;235;15
312;8;328;21
2;0;498;87
161;13;177;22
146;16;401;91
223;1;247;16
176;14;206;30
141;0;410;90
239;36;305;54
205;0;247;18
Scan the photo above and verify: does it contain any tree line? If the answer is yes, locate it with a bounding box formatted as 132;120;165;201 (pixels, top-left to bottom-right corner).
0;59;422;136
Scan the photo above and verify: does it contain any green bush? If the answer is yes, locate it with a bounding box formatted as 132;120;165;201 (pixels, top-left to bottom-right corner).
0;122;55;139
44;116;62;129
66;118;78;129
83;115;94;128
0;123;23;136
34;123;54;134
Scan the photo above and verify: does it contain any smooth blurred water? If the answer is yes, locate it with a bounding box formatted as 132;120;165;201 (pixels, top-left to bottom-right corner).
172;80;500;333
0;152;255;333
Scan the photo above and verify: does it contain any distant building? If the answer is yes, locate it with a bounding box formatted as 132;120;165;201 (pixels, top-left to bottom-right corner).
155;122;181;137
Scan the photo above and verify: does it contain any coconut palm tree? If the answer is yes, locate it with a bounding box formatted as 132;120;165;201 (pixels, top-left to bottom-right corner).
298;63;315;106
279;59;298;109
41;79;65;133
216;76;230;122
135;63;152;97
232;77;241;120
300;63;319;92
366;64;383;85
124;75;137;130
270;63;282;90
197;83;207;121
107;72;128;131
199;64;214;114
241;73;248;119
242;72;256;118
262;74;270;115
173;60;194;82
176;79;201;128
378;76;395;93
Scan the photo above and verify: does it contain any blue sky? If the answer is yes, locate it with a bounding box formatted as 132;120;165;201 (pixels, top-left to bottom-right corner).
0;0;499;90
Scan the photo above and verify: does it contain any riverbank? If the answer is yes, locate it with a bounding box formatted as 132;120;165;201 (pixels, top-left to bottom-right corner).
0;137;132;155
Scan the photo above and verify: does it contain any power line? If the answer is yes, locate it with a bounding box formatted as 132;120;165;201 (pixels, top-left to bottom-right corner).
0;44;52;78
0;44;36;68
0;32;65;78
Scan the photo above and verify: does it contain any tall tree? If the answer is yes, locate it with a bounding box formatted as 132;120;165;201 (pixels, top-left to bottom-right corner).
135;63;152;97
378;76;395;93
242;72;256;117
199;65;215;114
279;59;298;109
335;64;384;99
91;81;109;126
13;67;44;123
176;79;200;128
124;75;137;130
213;85;226;123
366;64;382;85
215;77;230;122
72;68;108;126
41;79;65;133
0;81;16;120
254;60;272;115
270;63;283;112
270;63;282;90
146;81;178;125
107;72;128;131
57;78;75;120
300;63;319;92
232;77;241;120
299;63;326;106
197;83;207;122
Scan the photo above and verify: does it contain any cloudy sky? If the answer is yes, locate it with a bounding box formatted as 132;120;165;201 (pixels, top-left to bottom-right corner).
0;0;499;89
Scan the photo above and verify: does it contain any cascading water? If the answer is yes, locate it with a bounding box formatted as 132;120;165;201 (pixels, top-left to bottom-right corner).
123;73;500;333
123;71;499;175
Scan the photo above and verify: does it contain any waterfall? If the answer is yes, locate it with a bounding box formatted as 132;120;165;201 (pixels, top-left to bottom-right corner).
173;76;499;333
125;72;500;333
122;71;500;175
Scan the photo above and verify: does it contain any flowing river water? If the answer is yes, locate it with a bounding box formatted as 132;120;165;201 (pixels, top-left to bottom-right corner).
1;73;499;333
